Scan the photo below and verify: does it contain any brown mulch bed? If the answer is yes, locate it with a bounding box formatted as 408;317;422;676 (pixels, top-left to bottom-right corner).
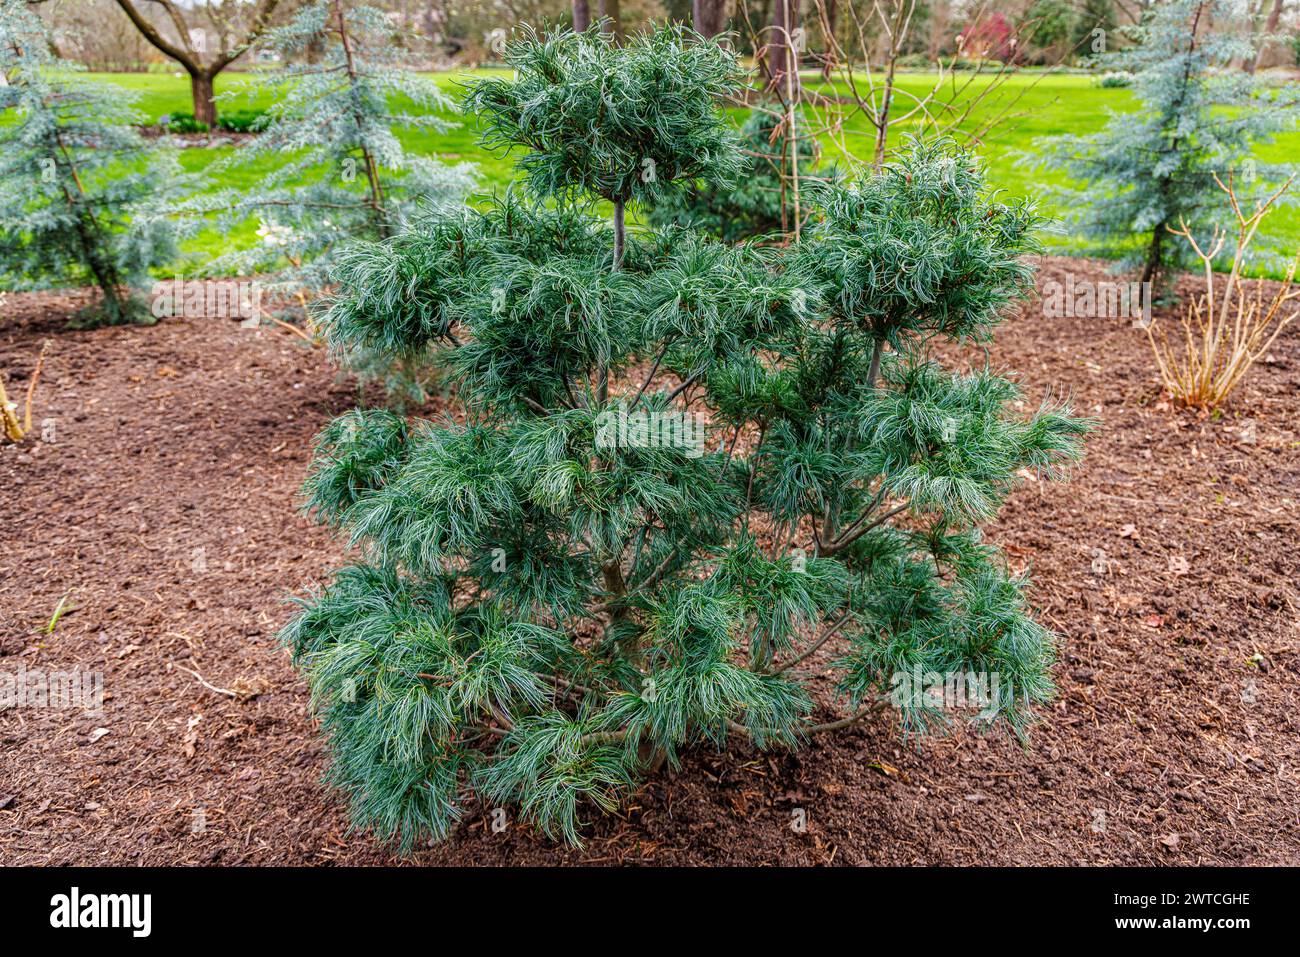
1;256;1297;866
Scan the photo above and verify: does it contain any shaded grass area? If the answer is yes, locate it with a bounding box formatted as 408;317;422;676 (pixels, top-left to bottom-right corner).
63;69;1300;277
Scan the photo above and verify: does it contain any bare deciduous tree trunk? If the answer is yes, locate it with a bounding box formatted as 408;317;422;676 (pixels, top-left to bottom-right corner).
189;70;216;126
819;0;837;78
574;0;591;31
1248;0;1285;74
599;0;625;43
693;0;729;37
766;0;800;93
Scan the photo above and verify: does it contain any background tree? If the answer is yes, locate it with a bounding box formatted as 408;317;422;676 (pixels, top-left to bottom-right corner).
194;0;475;398
1038;0;1300;286
599;0;626;42
195;0;476;286
29;0;156;70
1248;0;1286;74
573;0;591;30
1016;0;1073;64
113;0;282;126
764;0;799;93
0;0;181;325
693;0;728;36
1068;0;1117;57
282;23;1087;849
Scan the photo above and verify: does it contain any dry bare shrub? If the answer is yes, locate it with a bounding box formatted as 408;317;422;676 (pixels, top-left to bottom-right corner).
1148;173;1300;410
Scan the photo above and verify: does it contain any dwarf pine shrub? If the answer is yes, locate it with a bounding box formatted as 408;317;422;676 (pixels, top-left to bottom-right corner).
281;24;1089;850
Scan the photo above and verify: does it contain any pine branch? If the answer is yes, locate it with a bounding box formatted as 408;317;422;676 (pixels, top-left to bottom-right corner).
770;607;853;675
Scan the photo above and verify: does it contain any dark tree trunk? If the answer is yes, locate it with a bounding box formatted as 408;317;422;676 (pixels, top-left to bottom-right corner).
574;0;591;31
612;198;626;268
693;0;728;37
190;71;217;127
113;0;283;129
1141;228;1166;286
599;0;625;43
820;0;838;79
55;137;133;323
766;0;800;93
72;208;131;322
307;30;327;64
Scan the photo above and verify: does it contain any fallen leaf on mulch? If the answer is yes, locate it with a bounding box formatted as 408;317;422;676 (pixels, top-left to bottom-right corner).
868;761;902;778
1159;833;1181;849
1168;555;1190;576
88;727;110;743
230;675;271;700
1143;614;1165;629
1119;523;1138;539
182;712;203;758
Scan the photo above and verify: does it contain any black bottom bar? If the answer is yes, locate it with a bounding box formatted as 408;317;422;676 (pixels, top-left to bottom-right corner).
0;865;1284;942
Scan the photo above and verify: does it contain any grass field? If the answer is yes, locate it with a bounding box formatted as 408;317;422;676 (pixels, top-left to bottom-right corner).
77;68;1300;277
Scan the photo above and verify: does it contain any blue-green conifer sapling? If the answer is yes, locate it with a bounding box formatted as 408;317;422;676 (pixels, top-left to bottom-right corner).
200;0;475;286
0;0;183;326
192;0;476;401
1038;0;1300;286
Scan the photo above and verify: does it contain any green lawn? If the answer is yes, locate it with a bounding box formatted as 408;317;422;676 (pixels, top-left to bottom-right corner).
92;69;516;263
83;68;1300;277
797;70;1300;269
